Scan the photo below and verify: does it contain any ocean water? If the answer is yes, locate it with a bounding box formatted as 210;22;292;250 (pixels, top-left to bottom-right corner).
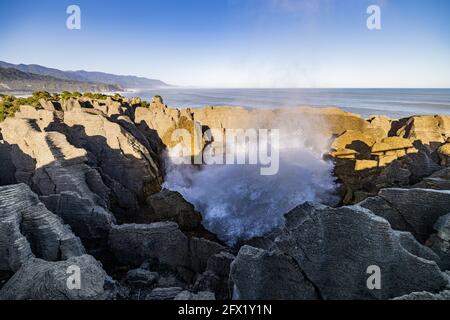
125;88;450;119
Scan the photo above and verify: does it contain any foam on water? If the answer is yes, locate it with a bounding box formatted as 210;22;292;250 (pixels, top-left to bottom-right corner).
163;126;339;245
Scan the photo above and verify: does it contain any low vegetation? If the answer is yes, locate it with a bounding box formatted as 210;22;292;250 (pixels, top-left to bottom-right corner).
0;91;54;121
0;91;146;122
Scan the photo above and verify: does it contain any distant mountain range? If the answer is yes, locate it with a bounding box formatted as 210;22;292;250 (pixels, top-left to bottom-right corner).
0;67;121;93
0;61;170;93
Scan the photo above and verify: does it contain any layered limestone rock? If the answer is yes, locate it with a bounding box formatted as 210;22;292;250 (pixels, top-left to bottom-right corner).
327;111;450;204
395;115;450;146
108;222;226;274
193;106;368;137
0;97;166;248
394;290;450;300
0;184;114;300
0;255;115;300
413;167;450;190
230;246;319;300
0;184;85;272
0;139;16;186
108;222;190;268
439;140;450;166
0;116;116;248
135;96;203;156
359;188;450;243
146;189;203;231
427;214;450;270
62;109;162;213
232;203;448;300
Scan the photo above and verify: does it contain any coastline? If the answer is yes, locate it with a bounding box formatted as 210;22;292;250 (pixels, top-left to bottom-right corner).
0;92;450;300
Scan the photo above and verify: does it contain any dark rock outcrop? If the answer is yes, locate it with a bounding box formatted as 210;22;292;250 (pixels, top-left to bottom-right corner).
0;255;114;300
146;189;203;231
231;246;319;300
359;188;450;243
109;222;189;268
232;203;448;300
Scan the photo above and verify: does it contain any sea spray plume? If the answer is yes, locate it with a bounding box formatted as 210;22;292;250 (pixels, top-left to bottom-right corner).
163;110;339;245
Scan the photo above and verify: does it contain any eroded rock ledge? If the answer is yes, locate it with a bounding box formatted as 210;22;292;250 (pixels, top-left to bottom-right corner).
0;94;449;300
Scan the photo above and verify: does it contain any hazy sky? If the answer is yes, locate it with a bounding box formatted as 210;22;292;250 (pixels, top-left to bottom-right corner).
0;0;449;88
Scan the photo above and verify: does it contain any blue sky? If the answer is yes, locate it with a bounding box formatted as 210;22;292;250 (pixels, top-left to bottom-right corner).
0;0;449;88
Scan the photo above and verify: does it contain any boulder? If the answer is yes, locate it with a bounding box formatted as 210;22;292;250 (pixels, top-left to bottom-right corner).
367;115;391;138
146;189;203;231
189;237;226;273
193;271;225;299
371;137;414;154
268;202;448;299
61;98;82;112
331;130;376;154
362;188;450;243
230;246;319;300
191;252;234;300
0;255;114;300
108;222;189;268
206;251;235;278
39;99;57;111
412;167;450;190
397;116;445;146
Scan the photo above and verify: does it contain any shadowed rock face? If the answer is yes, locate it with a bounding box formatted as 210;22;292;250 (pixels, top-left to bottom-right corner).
0;184;117;300
0;184;85;272
230;246;319;300
0;255;114;300
232;203;448;300
360;188;450;243
108;222;226;274
0;100;166;248
145;189;203;231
